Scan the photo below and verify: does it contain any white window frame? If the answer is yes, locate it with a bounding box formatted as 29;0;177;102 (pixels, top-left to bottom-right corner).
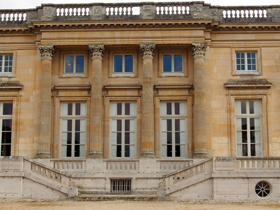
162;54;183;75
235;100;262;157
0;102;13;156
0;54;13;76
236;52;257;71
64;55;85;74
113;55;134;76
110;102;136;158
231;48;262;76
160;102;187;158
60;102;86;158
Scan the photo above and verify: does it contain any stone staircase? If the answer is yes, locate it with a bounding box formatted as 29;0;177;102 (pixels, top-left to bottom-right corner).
164;158;213;196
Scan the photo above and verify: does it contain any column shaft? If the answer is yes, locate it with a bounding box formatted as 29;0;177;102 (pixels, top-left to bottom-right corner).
140;43;156;158
88;44;105;158
37;45;54;158
192;43;209;158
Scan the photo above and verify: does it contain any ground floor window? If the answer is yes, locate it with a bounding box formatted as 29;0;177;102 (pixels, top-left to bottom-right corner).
236;100;262;156
110;102;136;158
0;102;13;156
61;102;86;157
160;102;186;158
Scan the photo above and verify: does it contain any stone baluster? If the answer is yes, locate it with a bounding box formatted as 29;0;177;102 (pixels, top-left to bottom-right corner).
37;44;54;158
139;43;156;158
192;43;209;158
88;44;105;158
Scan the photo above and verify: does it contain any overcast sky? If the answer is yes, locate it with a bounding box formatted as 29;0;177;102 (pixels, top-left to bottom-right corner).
0;0;279;9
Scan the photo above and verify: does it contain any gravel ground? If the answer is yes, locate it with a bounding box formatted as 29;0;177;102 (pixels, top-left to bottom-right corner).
1;200;280;210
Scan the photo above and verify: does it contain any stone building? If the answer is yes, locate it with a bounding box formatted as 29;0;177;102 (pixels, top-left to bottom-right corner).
0;1;280;201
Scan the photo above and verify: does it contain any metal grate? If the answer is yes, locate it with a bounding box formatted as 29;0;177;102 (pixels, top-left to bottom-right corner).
111;179;131;194
255;181;271;197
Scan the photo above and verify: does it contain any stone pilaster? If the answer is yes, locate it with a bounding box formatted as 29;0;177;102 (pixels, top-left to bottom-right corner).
37;45;54;158
88;44;105;158
140;43;156;158
192;43;209;158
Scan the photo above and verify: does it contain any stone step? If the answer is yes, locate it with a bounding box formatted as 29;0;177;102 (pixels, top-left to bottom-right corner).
76;194;158;201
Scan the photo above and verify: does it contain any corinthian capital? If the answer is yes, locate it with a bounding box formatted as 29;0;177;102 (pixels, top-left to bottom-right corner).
38;45;55;60
140;43;156;59
89;44;105;59
191;43;207;58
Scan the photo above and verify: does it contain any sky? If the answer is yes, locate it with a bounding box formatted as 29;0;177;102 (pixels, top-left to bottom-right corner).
0;0;279;9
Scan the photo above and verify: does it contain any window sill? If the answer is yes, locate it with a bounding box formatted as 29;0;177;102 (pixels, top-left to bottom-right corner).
0;73;14;78
60;73;88;78
112;73;134;77
233;71;260;76
161;72;184;77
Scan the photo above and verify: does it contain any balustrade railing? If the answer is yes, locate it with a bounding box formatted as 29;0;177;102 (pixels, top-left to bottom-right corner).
0;11;27;22
105;160;139;172
165;158;212;188
237;157;280;170
51;160;86;172
157;160;193;173
24;158;70;186
156;4;190;15
223;8;267;19
55;5;90;17
0;2;279;24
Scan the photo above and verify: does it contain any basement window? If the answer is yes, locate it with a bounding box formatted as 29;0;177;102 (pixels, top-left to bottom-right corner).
111;179;131;194
255;181;270;197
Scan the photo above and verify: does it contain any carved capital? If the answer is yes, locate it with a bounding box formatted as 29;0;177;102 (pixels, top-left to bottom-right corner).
140;43;156;59
38;45;55;60
89;44;105;59
191;43;207;58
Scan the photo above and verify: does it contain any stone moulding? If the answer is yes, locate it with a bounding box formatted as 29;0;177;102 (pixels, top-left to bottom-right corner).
224;79;272;89
0;81;23;90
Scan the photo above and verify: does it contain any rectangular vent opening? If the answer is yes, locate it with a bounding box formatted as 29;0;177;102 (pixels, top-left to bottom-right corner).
111;179;131;194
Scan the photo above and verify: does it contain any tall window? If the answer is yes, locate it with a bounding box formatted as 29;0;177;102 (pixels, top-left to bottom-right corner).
160;102;186;157
0;102;13;156
110;102;136;158
113;55;133;73
236;100;262;156
236;52;256;71
64;55;84;73
0;55;13;73
61;102;86;158
163;54;183;73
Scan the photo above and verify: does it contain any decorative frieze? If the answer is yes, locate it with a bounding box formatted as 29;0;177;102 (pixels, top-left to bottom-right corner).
89;44;105;59
191;43;207;57
140;43;156;59
38;45;55;60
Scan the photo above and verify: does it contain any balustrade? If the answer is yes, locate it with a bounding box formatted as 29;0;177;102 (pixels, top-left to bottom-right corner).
237;158;280;170
105;160;139;171
56;5;90;17
156;5;189;15
51;160;86;172
157;160;193;172
0;11;27;22
223;9;267;19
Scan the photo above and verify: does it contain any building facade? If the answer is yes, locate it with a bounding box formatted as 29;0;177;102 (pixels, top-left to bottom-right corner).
0;1;280;201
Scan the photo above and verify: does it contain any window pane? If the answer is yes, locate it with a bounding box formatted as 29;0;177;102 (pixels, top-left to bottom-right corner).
161;132;167;144
253;101;261;114
76;56;84;73
163;55;172;72
125;103;130;115
2;119;12;131
174;55;183;72
114;55;123;72
2;132;12;144
167;103;171;115
167;145;172;157
241;118;247;130
175;103;180;115
75;120;80;131
79;145;85;157
61;133;67;144
75;103;81;115
124;55;133;72
175;132;180;144
125;145;130;157
160;103;167;115
3;103;13;115
161;145;167;157
175;145;180;157
249;101;254;114
68;103;73;115
129;145;135;158
117;103;122;115
1;145;11;156
242;131;247;143
74;145;80;157
65;56;74;73
75;132;80;144
241;101;246;114
242;144;248;156
167;132;172;144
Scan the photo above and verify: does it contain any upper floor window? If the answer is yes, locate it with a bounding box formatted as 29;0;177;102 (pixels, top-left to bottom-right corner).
160;102;187;158
236;100;262;157
163;54;183;73
60;102;86;158
236;52;256;71
64;55;84;74
0;55;13;73
113;55;133;73
0;102;13;156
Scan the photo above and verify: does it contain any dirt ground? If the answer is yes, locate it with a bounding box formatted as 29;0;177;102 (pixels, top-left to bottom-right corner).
1;200;280;210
